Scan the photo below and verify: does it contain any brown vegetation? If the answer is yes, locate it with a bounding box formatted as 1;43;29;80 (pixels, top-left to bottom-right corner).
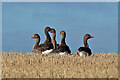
1;52;118;78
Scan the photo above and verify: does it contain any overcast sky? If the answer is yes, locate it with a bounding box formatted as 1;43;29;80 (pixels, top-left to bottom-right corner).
2;2;118;53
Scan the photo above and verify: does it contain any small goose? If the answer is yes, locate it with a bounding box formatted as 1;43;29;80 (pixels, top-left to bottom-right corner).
77;34;94;56
31;27;53;54
49;30;71;55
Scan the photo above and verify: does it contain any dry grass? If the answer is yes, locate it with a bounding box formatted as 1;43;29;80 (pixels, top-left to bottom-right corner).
1;52;118;78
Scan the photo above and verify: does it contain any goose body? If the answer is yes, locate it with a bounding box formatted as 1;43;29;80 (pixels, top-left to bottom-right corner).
31;27;53;54
49;29;71;55
78;47;92;56
77;34;94;56
54;43;71;54
42;27;53;54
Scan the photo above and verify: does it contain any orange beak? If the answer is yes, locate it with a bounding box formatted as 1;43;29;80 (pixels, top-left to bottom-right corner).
90;36;94;38
31;36;34;38
57;32;61;34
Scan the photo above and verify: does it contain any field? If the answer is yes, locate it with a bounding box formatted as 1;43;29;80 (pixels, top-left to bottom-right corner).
1;52;118;78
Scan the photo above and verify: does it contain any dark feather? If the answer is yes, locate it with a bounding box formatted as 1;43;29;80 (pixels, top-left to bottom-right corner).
78;47;92;56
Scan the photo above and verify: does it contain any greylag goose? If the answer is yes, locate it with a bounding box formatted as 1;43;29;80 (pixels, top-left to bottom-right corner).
31;27;53;54
41;27;53;54
48;28;57;49
31;34;44;53
77;34;94;56
49;30;71;55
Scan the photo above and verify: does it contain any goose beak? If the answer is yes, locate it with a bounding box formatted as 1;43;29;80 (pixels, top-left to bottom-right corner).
90;36;94;38
31;36;34;38
57;32;61;34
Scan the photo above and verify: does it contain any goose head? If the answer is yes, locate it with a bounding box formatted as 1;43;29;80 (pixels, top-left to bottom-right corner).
49;28;56;33
57;31;66;37
31;34;40;39
84;34;94;40
45;27;51;32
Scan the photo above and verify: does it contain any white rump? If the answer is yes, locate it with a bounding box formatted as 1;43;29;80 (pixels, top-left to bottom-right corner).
42;49;53;54
80;51;89;56
58;52;67;55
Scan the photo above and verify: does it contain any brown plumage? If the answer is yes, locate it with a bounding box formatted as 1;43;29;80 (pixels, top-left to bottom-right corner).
31;34;44;53
43;27;53;50
43;27;53;49
44;27;51;44
31;27;53;53
48;28;59;49
49;30;71;54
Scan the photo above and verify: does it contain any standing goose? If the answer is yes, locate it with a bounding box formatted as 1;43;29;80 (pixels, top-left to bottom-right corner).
31;27;53;54
44;27;52;44
77;34;94;56
50;30;71;55
31;34;44;53
48;28;57;50
41;27;53;54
